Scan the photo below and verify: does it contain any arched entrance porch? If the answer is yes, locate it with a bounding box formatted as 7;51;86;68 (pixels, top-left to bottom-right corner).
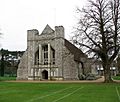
42;70;48;79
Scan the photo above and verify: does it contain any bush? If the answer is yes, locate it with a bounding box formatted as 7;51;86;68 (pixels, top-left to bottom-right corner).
0;76;16;81
85;73;97;80
78;74;86;80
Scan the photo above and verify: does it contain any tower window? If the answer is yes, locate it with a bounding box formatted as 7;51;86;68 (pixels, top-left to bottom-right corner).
51;48;55;64
43;45;48;65
35;50;39;65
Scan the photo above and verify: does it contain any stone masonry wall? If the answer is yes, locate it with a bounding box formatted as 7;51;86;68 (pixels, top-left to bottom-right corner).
54;26;64;78
63;46;79;80
17;50;28;80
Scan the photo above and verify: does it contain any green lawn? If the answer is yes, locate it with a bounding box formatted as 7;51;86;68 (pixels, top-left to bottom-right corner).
0;82;120;102
112;76;120;80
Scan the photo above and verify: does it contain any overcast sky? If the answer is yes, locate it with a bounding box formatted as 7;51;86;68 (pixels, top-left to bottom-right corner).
0;0;87;51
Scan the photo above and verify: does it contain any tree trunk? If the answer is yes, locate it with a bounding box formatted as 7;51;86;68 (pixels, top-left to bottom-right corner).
0;54;4;77
118;67;120;74
103;65;113;83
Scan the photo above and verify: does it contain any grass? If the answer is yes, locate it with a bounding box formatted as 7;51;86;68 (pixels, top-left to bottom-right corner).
112;76;120;80
0;82;120;102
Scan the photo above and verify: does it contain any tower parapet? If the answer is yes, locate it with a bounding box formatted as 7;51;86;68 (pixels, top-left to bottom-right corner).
55;26;64;38
27;29;39;41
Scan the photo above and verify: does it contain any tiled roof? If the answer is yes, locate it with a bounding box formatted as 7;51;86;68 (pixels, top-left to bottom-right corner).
65;39;87;62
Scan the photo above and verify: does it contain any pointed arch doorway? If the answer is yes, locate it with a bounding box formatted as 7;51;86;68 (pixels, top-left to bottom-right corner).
42;70;48;79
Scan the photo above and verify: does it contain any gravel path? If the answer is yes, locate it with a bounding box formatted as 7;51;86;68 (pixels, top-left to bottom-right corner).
6;76;106;83
6;76;120;83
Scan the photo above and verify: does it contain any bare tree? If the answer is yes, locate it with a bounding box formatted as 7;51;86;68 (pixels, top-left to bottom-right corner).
73;0;120;83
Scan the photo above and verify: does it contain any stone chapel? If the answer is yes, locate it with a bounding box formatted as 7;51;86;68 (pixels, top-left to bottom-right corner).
17;25;93;80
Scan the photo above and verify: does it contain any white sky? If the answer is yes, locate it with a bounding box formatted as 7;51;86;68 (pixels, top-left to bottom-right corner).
0;0;87;51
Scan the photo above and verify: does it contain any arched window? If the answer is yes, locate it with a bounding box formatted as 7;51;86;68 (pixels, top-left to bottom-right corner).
43;45;48;65
51;48;55;64
35;50;39;65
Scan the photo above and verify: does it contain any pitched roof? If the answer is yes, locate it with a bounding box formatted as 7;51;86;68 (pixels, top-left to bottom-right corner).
64;39;87;62
41;24;54;34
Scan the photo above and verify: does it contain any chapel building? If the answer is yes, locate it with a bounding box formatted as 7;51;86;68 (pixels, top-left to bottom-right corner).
17;25;93;80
